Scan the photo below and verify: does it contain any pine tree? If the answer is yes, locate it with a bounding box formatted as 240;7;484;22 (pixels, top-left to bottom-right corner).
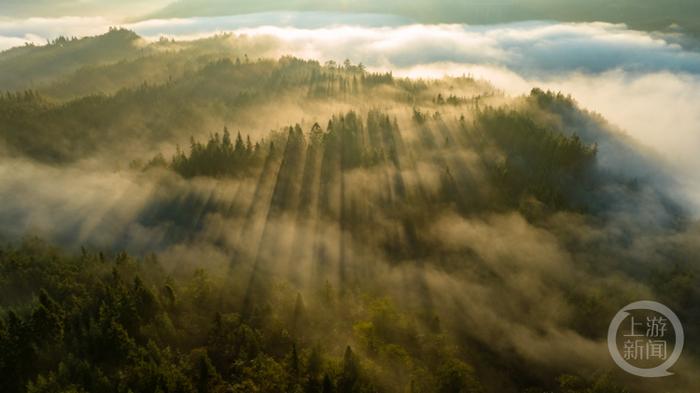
322;374;334;393
338;346;359;393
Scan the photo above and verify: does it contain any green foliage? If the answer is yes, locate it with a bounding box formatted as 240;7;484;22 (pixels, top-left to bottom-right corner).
0;28;141;92
0;237;555;393
0;39;488;164
473;107;597;210
170;128;263;178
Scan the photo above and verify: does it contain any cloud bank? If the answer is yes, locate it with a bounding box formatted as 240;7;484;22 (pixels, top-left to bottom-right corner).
2;13;698;74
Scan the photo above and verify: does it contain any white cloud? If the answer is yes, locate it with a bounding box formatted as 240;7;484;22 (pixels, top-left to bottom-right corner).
0;35;36;50
533;71;700;213
3;13;699;74
121;17;700;75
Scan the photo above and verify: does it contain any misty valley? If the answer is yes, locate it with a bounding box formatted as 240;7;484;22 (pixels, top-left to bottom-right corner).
0;25;698;393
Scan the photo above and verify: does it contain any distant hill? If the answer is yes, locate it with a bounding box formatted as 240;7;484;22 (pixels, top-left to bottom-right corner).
0;30;289;99
0;28;144;91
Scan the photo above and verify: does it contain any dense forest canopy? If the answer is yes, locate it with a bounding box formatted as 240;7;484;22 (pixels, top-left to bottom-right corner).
0;28;698;393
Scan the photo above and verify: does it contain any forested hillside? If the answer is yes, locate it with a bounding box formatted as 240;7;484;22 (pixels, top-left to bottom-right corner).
0;30;698;393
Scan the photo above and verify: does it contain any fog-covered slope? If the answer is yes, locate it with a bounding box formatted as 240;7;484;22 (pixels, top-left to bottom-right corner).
0;29;698;393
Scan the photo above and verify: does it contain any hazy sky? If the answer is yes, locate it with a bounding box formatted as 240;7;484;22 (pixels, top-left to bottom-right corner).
0;1;170;19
